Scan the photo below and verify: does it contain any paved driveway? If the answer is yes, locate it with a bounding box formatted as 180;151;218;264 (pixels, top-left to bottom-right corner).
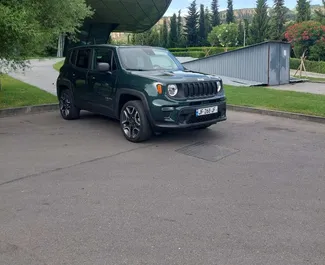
1;111;325;265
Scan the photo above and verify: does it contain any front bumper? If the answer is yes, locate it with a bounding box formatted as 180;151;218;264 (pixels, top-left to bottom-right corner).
149;98;227;130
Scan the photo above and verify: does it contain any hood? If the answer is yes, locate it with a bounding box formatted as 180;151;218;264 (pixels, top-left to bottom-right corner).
129;69;222;83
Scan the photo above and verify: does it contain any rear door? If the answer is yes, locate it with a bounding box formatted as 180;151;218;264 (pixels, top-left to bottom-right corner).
71;48;92;106
87;47;118;115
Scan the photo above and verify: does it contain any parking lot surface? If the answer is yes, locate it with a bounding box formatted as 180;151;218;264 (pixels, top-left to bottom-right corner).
1;110;325;265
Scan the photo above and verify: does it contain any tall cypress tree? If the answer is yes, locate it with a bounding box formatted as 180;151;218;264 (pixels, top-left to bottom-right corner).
169;14;178;48
269;0;287;40
204;6;212;37
296;0;311;22
238;20;245;46
199;4;206;46
211;0;220;26
185;0;199;47
177;10;182;40
226;0;235;23
161;18;169;47
249;0;270;44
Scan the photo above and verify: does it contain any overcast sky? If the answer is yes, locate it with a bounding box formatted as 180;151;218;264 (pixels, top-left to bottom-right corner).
165;0;322;16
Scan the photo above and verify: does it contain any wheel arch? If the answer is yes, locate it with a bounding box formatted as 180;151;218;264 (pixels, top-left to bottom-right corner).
116;89;153;123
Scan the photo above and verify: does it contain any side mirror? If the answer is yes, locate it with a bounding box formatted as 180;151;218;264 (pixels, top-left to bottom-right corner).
97;62;110;72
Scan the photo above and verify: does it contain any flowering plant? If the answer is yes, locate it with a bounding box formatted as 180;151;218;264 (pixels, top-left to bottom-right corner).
284;21;325;57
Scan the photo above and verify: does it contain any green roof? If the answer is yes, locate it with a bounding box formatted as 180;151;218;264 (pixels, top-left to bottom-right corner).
87;0;172;32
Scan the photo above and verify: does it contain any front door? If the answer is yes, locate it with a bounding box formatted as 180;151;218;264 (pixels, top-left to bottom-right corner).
71;48;92;106
87;48;118;116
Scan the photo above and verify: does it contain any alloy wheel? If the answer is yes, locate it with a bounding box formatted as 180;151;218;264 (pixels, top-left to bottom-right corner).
59;92;71;118
121;106;141;139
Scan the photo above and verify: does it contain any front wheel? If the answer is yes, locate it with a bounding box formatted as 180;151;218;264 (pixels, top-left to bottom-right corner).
120;100;152;142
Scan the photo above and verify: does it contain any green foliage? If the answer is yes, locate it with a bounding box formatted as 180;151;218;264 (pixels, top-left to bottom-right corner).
185;0;199;46
284;21;325;58
269;0;287;40
199;4;207;46
296;0;311;22
208;23;238;50
249;0;270;44
315;0;325;24
170;46;240;58
226;0;235;23
0;0;93;72
169;14;178;48
290;58;325;74
211;0;221;26
131;27;160;47
161;19;169;47
237;21;245;46
204;7;213;40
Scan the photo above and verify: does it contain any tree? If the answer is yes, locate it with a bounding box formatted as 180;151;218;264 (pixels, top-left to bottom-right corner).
226;0;235;23
269;0;287;40
211;0;220;27
243;19;250;46
0;0;93;73
204;7;212;39
296;0;311;22
199;4;206;46
208;23;238;51
169;14;178;48
185;0;199;47
161;18;169;47
315;0;325;24
238;21;245;46
177;10;187;47
284;21;325;58
249;0;270;44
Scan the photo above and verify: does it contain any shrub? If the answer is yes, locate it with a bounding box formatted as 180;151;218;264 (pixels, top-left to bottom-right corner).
169;46;241;58
290;58;325;74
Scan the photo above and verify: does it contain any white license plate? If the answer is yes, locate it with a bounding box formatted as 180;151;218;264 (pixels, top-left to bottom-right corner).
196;106;218;116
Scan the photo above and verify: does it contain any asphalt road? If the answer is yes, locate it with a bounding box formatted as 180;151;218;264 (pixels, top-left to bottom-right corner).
1;110;325;265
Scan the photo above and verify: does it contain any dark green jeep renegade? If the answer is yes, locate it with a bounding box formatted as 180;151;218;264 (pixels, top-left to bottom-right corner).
56;45;227;142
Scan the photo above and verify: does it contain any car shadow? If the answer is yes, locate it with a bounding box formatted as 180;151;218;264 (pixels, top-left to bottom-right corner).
77;111;225;144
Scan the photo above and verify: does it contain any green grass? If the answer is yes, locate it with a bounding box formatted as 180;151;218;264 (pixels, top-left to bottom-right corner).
224;85;325;117
0;75;58;109
53;60;64;72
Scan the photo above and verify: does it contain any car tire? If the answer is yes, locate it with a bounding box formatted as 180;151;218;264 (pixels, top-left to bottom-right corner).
59;89;80;120
120;100;152;142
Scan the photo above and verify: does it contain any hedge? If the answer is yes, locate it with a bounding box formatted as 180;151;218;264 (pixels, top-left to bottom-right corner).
169;46;239;54
171;47;240;59
290;58;325;74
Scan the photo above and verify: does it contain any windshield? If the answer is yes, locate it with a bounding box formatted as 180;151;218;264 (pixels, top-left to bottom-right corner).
118;47;183;71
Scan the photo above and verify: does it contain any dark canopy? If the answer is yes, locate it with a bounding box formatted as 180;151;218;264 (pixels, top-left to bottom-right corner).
87;0;172;32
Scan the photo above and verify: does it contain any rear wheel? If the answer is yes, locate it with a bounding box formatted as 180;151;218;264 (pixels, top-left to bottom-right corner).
59;89;80;120
120;100;152;142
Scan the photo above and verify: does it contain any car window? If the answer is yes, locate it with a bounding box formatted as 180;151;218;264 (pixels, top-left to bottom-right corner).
76;49;91;69
94;48;113;71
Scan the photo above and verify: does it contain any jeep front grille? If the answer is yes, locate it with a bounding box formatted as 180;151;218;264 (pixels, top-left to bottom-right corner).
182;81;218;98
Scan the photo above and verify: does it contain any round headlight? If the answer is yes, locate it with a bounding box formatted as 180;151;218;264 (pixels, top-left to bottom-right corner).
167;84;178;97
216;81;222;92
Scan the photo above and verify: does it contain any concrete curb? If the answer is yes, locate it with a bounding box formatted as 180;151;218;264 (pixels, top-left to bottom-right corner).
0;104;58;118
228;105;325;124
1;103;324;124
